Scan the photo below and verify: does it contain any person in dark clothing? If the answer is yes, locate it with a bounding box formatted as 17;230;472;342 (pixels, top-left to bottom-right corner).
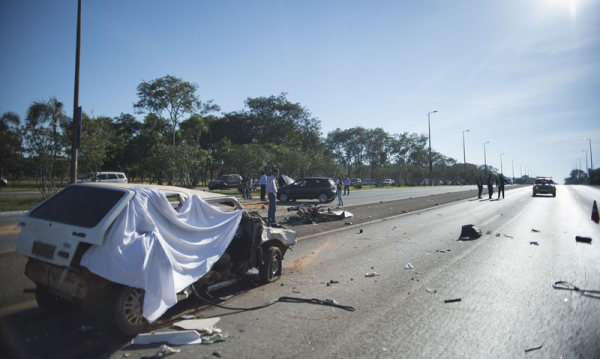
497;174;505;199
259;172;267;201
487;173;494;199
477;176;484;199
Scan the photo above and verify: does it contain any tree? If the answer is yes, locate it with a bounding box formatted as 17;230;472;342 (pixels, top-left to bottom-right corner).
180;115;208;147
22;98;69;197
0;111;22;182
77;115;115;176
134;75;219;146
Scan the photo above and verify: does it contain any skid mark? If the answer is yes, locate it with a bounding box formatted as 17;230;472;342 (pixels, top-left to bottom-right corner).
287;240;332;271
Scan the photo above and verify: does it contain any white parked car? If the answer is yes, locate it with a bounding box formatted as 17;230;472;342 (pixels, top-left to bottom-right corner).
16;183;296;335
381;179;396;186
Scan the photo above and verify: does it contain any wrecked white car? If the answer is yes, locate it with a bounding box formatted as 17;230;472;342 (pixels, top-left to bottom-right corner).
16;183;296;335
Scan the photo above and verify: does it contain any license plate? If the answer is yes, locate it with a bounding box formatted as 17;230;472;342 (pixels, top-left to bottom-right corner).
32;241;56;260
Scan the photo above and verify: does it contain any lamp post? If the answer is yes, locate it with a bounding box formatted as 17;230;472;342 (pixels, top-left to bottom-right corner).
582;149;588;182
500;153;505;174
524;165;528;183
462;129;470;182
69;0;82;184
511;159;515;184
584;138;593;177
483;141;490;178
427;111;438;186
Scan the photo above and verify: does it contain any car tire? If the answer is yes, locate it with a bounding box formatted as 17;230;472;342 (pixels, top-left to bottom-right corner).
279;193;289;202
114;286;150;336
35;285;79;313
532;192;536;197
259;246;282;283
318;192;329;203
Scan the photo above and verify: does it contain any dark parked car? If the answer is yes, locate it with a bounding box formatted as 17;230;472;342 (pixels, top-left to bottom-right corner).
277;177;336;203
208;174;242;190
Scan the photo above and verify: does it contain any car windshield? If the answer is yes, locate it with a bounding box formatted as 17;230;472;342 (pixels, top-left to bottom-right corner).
29;186;126;228
216;175;228;181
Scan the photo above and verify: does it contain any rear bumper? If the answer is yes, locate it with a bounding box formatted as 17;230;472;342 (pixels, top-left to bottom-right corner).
25;259;109;300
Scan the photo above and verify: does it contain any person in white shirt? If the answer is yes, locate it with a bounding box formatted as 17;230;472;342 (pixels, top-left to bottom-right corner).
259;172;267;201
266;169;279;223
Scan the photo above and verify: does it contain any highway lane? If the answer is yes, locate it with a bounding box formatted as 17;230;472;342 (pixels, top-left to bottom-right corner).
2;185;598;359
99;185;599;359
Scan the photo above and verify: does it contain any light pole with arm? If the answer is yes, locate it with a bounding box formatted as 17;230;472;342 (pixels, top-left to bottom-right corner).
511;159;515;184
428;111;438;186
584;138;593;175
462;129;470;182
483;141;490;178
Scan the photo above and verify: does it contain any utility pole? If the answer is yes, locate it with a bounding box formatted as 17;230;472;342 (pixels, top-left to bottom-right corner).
69;0;82;184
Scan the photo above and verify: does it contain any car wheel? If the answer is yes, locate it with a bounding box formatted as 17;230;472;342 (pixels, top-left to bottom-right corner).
114;286;150;336
35;285;78;313
532;192;536;197
318;192;328;203
279;193;289;202
259;246;282;284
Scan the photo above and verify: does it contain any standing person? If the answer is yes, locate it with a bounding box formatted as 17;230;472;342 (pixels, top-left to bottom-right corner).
240;176;248;200
248;177;253;199
497;174;505;199
266;169;279;224
336;177;344;206
477;176;484;199
344;175;351;195
487;173;494;199
259;172;267;201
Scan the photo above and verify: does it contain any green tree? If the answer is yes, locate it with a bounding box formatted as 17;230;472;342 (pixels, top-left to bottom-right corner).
23;98;69;197
134;75;219;146
180;115;208;147
78;115;115;177
0;111;22;182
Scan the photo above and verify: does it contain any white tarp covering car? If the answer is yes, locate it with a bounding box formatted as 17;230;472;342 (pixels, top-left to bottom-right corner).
16;183;296;335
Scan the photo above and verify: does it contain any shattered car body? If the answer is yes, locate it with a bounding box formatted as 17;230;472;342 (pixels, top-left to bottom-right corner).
16;183;296;335
285;203;354;225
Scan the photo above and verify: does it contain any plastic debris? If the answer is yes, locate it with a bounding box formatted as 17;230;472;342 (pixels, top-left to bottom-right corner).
504;234;514;238
531;229;540;233
444;298;461;303
459;224;483;240
530;241;539;246
405;263;414;269
154;344;181;357
172;318;220;331
132;330;202;345
201;332;227;344
486;230;492;235
213;350;223;357
495;233;501;237
365;272;380;277
575;236;592;244
324;298;339;305
285;203;353;224
425;288;437;293
329;280;339;284
524;345;542;353
436;249;451;253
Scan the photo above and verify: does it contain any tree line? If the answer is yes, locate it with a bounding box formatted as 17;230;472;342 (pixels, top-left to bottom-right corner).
2;75;514;197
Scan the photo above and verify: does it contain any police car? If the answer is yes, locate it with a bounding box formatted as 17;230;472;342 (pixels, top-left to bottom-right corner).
532;176;556;197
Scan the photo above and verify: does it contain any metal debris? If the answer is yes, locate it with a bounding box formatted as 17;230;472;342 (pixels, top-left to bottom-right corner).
365;272;380;277
504;234;514;238
575;236;592;244
285;204;354;224
530;241;539;246
531;229;540;233
524;345;542;353
444;298;461;303
405;263;414;269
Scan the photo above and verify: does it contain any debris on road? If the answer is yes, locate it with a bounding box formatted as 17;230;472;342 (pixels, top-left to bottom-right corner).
443;298;461;303
575;236;592;244
425;288;437;293
365;272;380;277
495;233;501;237
405;263;414;269
524;344;543;353
359;229;363;233
153;344;181;357
132;330;203;345
504;234;514;238
172;318;220;331
285;204;354;225
531;229;540;233
529;241;539;246
344;222;352;225
436;249;451;253
458;224;483;240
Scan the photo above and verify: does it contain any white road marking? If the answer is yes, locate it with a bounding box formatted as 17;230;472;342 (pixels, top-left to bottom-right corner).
480;214;501;227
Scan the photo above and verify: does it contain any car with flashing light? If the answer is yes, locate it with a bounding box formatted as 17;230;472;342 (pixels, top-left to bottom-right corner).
532;176;556;197
16;182;296;335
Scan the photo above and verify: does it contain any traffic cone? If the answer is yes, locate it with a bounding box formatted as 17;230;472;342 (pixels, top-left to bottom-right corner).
592;200;599;223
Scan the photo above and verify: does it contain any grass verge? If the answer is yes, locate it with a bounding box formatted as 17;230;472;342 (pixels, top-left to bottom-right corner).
0;195;45;212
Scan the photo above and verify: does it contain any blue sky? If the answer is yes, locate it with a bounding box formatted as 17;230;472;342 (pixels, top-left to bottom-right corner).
1;0;599;181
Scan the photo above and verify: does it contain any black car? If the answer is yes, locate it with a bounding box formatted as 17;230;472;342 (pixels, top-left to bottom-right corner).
277;177;336;203
208;174;242;190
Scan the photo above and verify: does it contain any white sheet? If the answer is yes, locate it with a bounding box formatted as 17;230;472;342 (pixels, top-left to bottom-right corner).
80;187;243;322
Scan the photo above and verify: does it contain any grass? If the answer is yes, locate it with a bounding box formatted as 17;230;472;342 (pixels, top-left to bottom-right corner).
0;194;45;212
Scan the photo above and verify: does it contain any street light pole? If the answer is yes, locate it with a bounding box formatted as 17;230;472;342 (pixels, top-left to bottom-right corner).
69;0;82;184
427;111;438;186
462;129;470;183
582;149;588;182
511;159;515;184
483;141;490;178
500;153;505;174
584;138;593;177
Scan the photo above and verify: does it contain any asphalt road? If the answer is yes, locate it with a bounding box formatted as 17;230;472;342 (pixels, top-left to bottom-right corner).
2;185;599;359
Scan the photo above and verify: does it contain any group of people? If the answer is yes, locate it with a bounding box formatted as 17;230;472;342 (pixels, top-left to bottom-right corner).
477;173;506;200
335;175;352;206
